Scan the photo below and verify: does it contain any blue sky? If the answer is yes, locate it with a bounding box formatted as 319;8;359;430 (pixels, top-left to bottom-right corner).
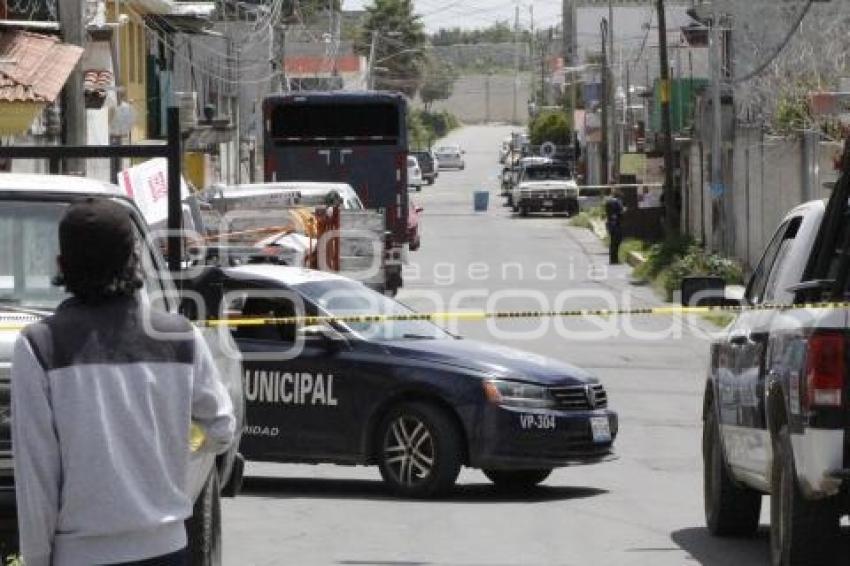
343;0;563;33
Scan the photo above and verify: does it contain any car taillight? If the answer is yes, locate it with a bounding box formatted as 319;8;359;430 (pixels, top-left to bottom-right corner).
805;332;845;408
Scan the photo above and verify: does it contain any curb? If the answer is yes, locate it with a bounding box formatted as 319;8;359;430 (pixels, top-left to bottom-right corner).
589;218;608;241
626;251;647;268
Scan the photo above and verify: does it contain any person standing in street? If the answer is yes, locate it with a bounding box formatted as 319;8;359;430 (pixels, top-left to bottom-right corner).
605;189;626;264
11;198;236;566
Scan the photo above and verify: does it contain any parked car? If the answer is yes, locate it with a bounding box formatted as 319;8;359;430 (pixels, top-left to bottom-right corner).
408;199;423;251
499;137;512;164
511;162;577;217
411;150;438;185
700;169;850;565
504;156;551;207
191;265;617;498
435;145;465;170
0;173;245;565
407;156;423;191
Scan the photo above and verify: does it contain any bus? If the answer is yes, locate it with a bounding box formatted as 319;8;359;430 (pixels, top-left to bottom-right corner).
263;92;408;293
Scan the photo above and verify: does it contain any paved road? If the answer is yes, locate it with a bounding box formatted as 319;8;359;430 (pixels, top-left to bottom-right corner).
223;125;769;565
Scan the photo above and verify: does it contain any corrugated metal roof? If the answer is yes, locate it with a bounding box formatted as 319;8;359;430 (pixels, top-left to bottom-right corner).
0;30;84;103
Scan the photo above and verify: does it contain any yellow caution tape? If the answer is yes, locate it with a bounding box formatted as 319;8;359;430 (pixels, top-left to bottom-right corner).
1;302;849;332
191;301;850;328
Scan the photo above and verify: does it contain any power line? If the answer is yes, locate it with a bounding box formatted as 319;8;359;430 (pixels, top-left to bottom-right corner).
731;0;814;84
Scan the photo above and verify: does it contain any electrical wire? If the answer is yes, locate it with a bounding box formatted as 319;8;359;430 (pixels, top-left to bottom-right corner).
731;0;814;84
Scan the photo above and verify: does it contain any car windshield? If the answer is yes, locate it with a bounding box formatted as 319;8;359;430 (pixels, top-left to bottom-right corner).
436;146;458;154
522;165;571;181
296;280;451;341
0;200;69;310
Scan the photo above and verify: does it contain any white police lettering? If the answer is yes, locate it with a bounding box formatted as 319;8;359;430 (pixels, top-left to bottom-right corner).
243;370;338;406
244;425;280;437
519;414;556;430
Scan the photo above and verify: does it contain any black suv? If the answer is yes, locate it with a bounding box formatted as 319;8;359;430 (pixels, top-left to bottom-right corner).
411;150;438;185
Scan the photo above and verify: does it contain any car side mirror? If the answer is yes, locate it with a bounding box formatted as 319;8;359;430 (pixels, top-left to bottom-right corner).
299;325;347;348
415;206;424;213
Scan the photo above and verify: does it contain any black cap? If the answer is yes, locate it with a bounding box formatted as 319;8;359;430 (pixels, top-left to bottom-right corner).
59;198;135;287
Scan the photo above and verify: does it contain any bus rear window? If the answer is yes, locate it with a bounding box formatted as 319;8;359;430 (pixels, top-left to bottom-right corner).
269;103;400;141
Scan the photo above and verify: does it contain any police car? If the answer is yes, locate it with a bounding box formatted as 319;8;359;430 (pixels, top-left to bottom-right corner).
192;265;617;498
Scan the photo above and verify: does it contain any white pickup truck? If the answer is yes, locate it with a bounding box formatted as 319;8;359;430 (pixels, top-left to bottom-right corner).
0;174;244;565
510;161;578;217
702;161;850;565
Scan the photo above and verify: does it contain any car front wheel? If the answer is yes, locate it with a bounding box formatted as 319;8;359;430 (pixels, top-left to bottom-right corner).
483;469;552;490
377;402;462;498
186;470;222;566
770;426;839;566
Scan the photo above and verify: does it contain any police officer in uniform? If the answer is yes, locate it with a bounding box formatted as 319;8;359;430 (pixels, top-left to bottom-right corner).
605;189;626;264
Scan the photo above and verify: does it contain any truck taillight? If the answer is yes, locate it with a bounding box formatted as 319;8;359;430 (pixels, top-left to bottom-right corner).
805;332;845;408
265;154;277;182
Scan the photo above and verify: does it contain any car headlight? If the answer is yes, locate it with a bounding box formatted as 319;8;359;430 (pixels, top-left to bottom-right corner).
483;379;556;409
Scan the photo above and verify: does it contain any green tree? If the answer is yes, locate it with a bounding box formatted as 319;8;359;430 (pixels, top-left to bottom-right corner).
430;21;529;46
355;0;428;97
419;58;458;111
529;110;573;146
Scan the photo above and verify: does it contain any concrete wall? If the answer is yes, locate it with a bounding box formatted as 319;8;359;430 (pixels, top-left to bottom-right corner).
683;123;843;271
425;73;532;125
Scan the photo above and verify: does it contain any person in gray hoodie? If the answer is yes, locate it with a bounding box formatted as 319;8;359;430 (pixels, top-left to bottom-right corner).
11;198;236;566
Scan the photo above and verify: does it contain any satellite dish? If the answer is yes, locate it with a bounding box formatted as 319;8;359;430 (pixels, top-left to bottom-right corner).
540;142;557;158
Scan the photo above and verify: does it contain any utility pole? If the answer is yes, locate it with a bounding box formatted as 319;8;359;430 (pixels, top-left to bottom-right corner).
608;0;616;181
656;0;679;237
368;30;378;90
625;64;631;151
58;0;87;175
540;37;547;107
710;6;724;251
485;72;491;123
600;18;609;186
513;4;520;125
529;4;534;107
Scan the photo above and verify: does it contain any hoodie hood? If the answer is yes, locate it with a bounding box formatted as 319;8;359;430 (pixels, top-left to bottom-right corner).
382;337;596;386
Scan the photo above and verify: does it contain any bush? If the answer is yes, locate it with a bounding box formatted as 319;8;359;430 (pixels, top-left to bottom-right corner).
409;109;460;148
529;110;572;147
569;212;593;229
635;235;694;280
634;236;743;301
618;238;647;264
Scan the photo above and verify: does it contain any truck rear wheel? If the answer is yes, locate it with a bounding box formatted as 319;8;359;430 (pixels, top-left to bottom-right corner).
770;426;839;566
186;470;222;566
703;408;761;536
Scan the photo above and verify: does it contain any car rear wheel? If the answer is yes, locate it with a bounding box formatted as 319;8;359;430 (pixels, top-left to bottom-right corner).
770;426;839;566
186;470;222;566
377;402;462;498
703;408;761;536
483;469;552;490
519;206;529;217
